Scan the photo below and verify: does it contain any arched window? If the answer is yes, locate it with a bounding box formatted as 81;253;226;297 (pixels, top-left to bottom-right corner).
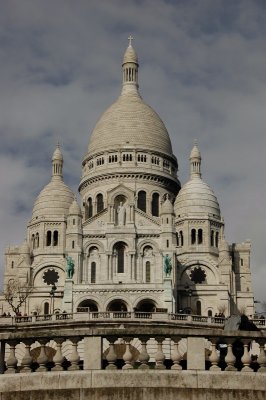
196;300;201;316
46;231;52;246
145;261;151;283
91;262;96;283
53;230;58;246
31;234;35;249
198;229;203;244
88;197;93;218
114;242;126;274
72;240;75;249
36;233;39;248
210;230;214;246
180;231;184;246
191;229;196;245
176;233;179;246
208;310;212;317
96;193;104;213
137;191;146;212
151;193;159;216
215;232;219;247
44;302;49;315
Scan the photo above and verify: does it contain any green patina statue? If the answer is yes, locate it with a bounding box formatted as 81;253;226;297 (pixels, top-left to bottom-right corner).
163;254;172;276
66;255;75;279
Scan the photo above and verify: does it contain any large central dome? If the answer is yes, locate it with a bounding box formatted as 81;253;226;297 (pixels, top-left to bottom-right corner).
86;42;173;157
87;92;173;155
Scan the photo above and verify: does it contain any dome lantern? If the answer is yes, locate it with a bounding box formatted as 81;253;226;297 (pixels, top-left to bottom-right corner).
190;140;201;179
122;36;139;95
52;143;63;181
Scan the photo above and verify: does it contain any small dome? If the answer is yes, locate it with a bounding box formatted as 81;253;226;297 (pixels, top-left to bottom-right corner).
69;198;82;215
174;177;220;218
123;44;138;65
32;180;74;220
190;142;201;160
161;197;174;214
175;142;221;218
52;145;63;161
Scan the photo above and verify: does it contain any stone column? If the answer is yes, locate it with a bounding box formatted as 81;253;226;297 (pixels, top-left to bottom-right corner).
224;340;236;371
171;337;182;370
138;337;150;369
154;337;165;369
52;338;64;371
106;337;117;370
257;340;266;372
36;340;48;372
122;338;133;370
5;341;17;374
68;338;80;371
208;338;221;371
20;340;34;372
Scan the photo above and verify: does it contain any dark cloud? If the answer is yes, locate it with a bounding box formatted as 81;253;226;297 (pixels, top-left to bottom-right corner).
0;0;265;305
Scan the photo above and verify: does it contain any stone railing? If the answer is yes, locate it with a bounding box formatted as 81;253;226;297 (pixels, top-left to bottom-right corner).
1;312;265;330
0;320;266;374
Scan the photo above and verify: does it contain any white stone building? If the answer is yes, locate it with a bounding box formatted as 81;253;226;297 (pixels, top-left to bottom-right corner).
2;41;254;318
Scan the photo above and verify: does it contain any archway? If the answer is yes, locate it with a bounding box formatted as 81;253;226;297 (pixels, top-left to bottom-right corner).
107;299;128;312
135;299;156;312
77;299;98;312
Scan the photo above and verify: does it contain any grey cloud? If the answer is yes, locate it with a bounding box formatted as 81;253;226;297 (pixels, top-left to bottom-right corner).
0;0;265;306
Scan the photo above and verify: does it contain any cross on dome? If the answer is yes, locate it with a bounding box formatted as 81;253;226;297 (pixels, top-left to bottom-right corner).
128;35;133;46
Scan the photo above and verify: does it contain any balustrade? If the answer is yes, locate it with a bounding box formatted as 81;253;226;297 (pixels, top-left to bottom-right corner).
0;329;265;374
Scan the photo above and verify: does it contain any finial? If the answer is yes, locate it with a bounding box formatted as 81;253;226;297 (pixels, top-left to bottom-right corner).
194;139;198;146
128;35;133;46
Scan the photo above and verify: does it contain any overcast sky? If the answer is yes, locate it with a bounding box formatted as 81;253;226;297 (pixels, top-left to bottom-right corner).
0;0;265;307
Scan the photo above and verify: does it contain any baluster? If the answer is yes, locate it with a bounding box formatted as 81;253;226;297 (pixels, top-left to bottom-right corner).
5;341;18;374
105;337;117;370
122;338;133;369
68;338;80;370
51;338;64;371
155;337;166;369
36;340;49;372
171;337;182;370
257;340;266;372
241;339;252;372
20;340;34;372
224;340;236;371
208;338;221;371
138;337;150;369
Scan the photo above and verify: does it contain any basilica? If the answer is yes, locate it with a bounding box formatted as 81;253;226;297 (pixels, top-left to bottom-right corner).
2;41;254;318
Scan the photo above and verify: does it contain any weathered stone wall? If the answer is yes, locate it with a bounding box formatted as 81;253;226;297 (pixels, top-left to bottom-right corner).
1;370;266;400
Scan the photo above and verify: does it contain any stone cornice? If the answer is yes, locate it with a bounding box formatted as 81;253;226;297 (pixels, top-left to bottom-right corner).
79;172;180;193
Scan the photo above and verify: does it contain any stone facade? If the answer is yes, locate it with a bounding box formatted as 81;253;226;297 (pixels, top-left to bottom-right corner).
1;41;254;318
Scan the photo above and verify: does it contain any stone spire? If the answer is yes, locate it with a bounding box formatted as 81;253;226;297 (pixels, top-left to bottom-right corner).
190;140;202;179
52;144;63;181
122;36;139;95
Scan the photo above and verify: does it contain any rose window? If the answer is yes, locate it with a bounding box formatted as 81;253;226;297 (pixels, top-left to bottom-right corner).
190;267;206;284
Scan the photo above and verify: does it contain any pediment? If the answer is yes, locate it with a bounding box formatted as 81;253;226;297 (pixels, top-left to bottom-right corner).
107;184;135;204
83;208;108;229
135;209;160;229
